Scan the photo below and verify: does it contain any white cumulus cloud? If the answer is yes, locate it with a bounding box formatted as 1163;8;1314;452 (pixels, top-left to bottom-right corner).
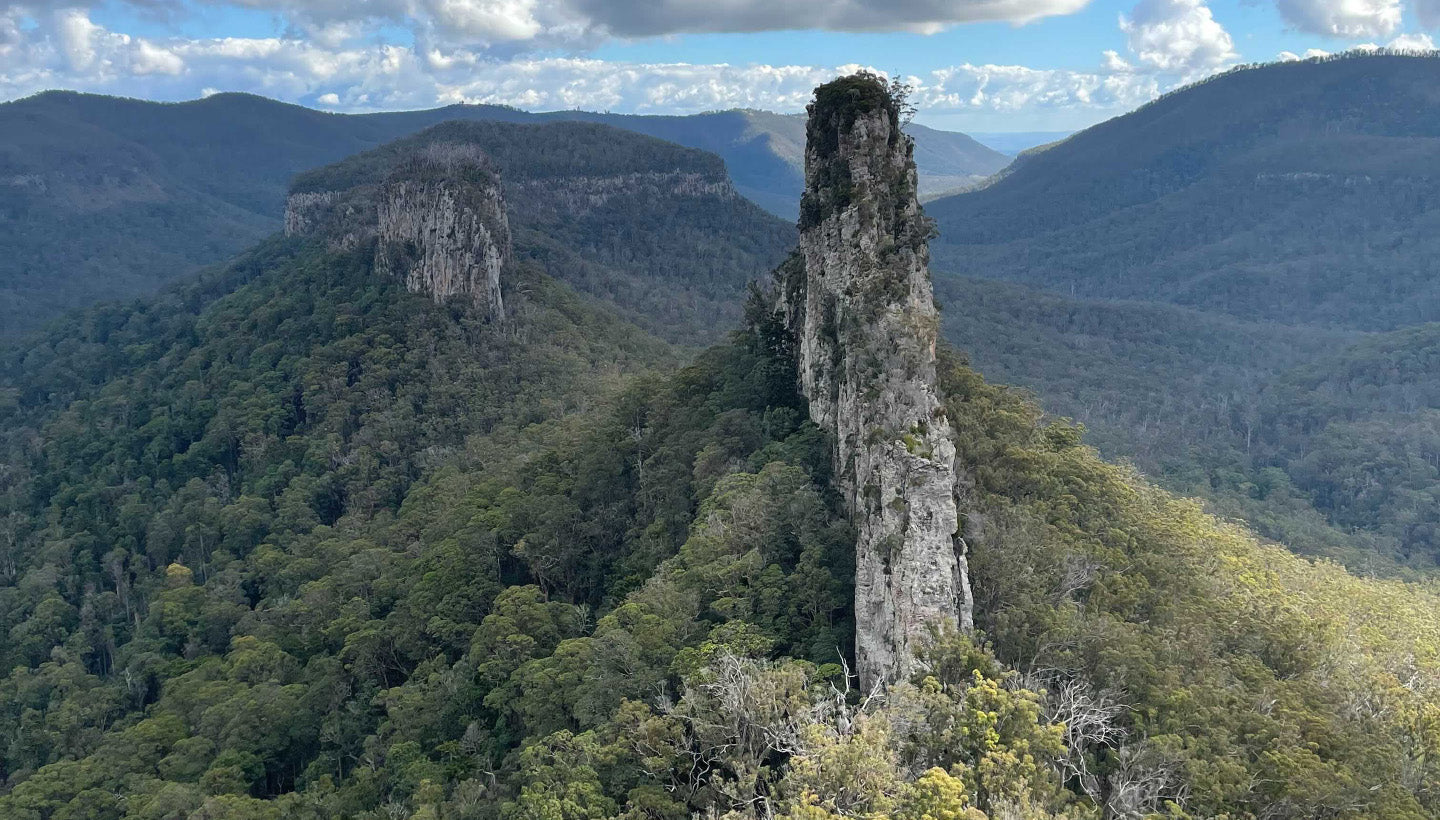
1120;0;1237;76
921;63;1160;112
134;39;185;74
1276;47;1333;59
0;6;1172;124
1273;0;1400;39
1385;31;1436;50
11;0;1427;131
19;7;187;82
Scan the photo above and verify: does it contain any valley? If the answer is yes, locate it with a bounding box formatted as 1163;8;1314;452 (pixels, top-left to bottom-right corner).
928;54;1440;573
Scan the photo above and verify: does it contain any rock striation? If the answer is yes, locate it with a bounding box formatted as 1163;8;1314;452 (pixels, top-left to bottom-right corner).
375;145;510;317
284;142;510;318
782;75;973;689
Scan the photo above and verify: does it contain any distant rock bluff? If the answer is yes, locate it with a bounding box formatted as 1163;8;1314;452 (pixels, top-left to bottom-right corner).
285;142;511;319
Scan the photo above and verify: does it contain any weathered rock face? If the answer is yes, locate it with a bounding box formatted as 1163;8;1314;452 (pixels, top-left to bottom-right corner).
284;142;510;318
375;145;510;317
783;76;973;688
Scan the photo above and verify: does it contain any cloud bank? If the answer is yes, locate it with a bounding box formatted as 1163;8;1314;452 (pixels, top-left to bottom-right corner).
148;0;1096;48
0;4;1181;121
1274;0;1402;38
1;0;1436;128
1120;0;1237;75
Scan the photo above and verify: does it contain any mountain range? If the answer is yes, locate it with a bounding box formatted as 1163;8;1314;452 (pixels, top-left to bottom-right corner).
966;131;1073;155
928;52;1440;330
0;90;1006;338
10;55;1440;571
928;52;1440;571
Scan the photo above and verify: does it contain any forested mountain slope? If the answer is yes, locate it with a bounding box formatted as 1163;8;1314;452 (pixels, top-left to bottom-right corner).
533;111;1005;211
939;272;1440;571
2;73;1440;820
1256;324;1440;563
921;54;1440;574
934;276;1394;566
2;106;792;344
927;53;1440;331
287;120;794;343
0;90;1003;337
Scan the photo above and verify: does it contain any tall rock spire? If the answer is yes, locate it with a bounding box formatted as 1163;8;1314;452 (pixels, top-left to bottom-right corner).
783;74;973;688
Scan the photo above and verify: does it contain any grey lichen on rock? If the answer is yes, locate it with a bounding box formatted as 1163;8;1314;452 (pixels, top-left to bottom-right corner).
284;141;511;319
782;73;974;689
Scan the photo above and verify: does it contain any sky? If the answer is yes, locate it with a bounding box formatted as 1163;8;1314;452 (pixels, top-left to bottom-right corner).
0;0;1436;133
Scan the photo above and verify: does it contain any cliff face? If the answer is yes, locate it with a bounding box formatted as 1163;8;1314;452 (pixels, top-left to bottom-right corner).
285;120;794;344
285;143;510;318
783;76;973;688
375;145;510;317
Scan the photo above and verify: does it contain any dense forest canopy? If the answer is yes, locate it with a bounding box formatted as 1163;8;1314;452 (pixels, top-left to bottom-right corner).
3;75;1440;820
4;229;1440;818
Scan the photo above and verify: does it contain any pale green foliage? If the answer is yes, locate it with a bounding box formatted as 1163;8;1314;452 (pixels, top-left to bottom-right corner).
598;637;1079;820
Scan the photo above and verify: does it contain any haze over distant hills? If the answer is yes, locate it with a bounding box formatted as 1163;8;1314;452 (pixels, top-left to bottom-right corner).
0;90;1006;337
965;130;1073;155
928;53;1440;331
927;53;1440;571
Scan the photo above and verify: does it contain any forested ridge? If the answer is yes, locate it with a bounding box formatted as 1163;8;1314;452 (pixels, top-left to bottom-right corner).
0;89;1004;338
929;52;1440;331
0;93;795;340
925;53;1440;576
282;120;795;344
